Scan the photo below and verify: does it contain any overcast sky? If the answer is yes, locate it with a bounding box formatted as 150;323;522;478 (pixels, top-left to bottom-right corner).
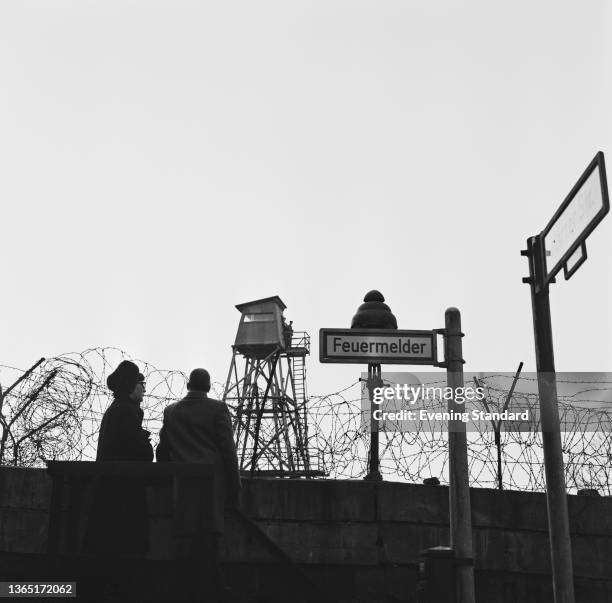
2;1;611;397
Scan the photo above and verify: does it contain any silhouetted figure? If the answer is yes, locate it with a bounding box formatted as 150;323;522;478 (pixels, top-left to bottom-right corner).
157;368;240;600
283;319;294;349
83;360;153;558
157;368;241;527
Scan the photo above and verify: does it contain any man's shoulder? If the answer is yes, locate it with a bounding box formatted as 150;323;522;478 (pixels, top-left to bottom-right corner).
202;397;229;415
170;395;226;411
167;394;229;419
163;401;179;417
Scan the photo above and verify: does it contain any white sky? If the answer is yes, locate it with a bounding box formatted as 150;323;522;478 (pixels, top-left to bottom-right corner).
2;1;612;397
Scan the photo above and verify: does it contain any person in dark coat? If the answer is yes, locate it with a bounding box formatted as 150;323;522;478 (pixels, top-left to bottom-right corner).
157;369;240;600
156;368;241;532
83;360;153;557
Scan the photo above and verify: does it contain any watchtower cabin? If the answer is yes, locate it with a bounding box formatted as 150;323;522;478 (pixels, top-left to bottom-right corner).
234;296;288;359
223;296;319;477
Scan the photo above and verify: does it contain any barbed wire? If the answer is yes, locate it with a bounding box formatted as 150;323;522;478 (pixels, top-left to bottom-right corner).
0;348;192;466
308;375;612;494
1;348;611;494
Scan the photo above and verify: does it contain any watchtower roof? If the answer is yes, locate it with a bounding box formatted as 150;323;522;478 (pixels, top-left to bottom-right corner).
235;296;286;313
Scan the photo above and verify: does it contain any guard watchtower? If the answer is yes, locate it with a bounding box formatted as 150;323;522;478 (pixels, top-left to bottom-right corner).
234;297;288;358
223;296;318;477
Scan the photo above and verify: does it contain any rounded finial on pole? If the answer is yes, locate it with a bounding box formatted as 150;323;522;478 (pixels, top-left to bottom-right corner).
351;290;398;329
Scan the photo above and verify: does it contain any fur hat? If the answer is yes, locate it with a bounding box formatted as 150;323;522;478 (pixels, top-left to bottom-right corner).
107;360;144;395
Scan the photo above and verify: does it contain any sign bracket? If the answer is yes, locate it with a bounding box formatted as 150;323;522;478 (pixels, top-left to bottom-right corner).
432;328;448;368
563;240;588;280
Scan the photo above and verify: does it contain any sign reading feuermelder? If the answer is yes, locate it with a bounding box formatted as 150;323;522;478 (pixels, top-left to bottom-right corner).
319;328;437;365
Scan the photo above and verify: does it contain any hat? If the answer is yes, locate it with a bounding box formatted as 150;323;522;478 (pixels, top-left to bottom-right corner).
187;368;211;392
107;360;145;395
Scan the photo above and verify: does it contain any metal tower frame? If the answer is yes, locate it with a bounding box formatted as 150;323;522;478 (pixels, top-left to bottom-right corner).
223;332;320;477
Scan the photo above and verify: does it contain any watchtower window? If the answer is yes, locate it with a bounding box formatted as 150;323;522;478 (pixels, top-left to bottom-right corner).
244;312;274;323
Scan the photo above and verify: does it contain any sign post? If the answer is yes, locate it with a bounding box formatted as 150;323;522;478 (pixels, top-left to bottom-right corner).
320;294;475;603
319;325;437;480
444;308;475;603
365;362;383;480
522;151;609;603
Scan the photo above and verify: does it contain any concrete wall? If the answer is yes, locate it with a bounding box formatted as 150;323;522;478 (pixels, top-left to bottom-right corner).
1;467;611;602
0;467;52;554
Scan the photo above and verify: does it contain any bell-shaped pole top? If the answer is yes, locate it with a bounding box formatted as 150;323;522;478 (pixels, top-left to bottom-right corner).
350;290;398;329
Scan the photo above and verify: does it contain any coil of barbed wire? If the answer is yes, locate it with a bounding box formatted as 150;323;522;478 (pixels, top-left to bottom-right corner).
1;348;611;494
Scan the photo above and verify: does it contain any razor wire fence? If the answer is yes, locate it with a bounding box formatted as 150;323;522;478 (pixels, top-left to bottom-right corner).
1;347;611;494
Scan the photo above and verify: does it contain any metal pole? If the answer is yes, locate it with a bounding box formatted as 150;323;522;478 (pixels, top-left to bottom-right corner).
494;429;502;490
474;361;523;491
365;362;382;481
525;235;575;603
444;307;475;603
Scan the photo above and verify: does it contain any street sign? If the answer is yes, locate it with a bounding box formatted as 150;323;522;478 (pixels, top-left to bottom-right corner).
319;328;437;365
523;151;611;602
541;151;609;285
